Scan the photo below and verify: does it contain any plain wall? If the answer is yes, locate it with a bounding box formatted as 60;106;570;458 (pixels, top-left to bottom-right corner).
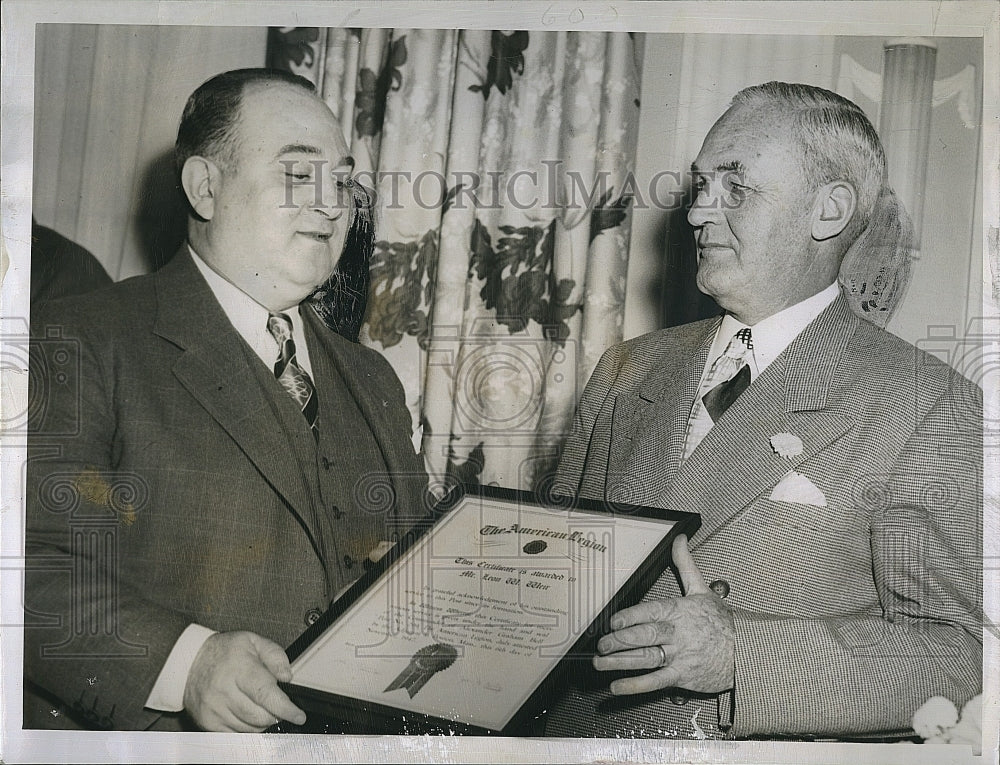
32;24;267;279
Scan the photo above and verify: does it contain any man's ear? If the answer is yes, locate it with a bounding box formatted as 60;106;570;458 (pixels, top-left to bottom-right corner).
180;156;221;221
812;181;857;241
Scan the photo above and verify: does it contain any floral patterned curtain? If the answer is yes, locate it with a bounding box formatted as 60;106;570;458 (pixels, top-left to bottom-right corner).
269;28;643;492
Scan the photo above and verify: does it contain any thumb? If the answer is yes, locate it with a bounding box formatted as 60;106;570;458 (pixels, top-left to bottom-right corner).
672;534;709;595
251;634;294;683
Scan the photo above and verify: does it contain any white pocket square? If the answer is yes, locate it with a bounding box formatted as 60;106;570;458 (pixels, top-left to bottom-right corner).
769;471;827;506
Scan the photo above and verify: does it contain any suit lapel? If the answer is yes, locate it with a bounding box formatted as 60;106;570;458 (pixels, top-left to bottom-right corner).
665;361;854;544
610;319;719;506
152;250;322;547
605;393;653;502
667;296;860;547
302;308;410;497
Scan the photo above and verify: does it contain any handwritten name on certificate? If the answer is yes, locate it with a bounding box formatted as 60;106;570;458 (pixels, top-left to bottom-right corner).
289;493;681;731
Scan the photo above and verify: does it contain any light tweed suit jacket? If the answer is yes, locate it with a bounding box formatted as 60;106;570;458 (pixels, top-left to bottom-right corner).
546;295;983;739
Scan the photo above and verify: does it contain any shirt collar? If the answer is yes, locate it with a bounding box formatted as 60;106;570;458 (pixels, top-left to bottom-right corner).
712;282;839;376
188;245;316;376
747;282;840;374
188;244;273;352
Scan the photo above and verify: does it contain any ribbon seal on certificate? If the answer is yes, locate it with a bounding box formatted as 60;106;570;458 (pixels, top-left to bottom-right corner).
384;643;459;698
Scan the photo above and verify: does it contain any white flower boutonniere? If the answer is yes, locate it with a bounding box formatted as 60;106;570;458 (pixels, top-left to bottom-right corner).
912;694;982;754
770;432;803;459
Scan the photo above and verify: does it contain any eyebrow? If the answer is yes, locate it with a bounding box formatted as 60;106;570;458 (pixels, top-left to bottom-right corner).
276;143;322;158
274;146;355;170
690;159;748;175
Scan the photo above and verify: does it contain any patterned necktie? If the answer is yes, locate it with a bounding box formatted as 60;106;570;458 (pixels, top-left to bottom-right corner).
266;313;319;439
701;327;753;422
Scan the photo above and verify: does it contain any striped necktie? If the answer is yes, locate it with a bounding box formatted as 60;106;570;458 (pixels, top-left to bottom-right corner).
266;312;319;439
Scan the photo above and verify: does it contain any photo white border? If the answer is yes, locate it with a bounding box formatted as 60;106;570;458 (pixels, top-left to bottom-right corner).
2;2;997;763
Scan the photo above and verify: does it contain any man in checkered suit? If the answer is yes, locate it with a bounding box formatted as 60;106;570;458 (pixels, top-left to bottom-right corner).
544;82;983;739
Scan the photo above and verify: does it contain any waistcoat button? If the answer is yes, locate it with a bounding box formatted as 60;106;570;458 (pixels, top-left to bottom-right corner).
304;608;323;626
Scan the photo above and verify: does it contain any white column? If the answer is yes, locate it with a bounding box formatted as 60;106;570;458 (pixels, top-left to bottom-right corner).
879;38;937;248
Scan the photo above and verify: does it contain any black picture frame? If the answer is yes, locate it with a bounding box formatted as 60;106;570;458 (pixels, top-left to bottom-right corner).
278;483;700;735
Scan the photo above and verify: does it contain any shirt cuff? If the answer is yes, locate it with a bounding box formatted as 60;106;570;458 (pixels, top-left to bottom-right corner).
144;623;217;712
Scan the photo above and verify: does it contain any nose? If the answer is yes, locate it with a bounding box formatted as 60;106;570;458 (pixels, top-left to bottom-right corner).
312;175;352;221
687;184;716;228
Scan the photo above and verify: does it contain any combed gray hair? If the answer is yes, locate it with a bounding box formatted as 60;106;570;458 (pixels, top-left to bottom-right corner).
731;82;885;233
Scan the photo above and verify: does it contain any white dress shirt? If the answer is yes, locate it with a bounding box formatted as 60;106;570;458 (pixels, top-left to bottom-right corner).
189;245;315;378
145;245;315;712
682;282;840;459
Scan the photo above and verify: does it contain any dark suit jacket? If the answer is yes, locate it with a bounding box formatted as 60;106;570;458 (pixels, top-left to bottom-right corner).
25;249;428;731
550;295;982;738
30;220;112;304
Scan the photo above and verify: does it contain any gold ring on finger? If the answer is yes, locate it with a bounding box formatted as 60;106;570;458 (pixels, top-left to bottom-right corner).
656;644;667;668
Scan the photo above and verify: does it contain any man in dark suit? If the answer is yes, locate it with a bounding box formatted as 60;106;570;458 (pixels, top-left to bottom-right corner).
25;68;427;732
546;82;982;739
30;218;112;304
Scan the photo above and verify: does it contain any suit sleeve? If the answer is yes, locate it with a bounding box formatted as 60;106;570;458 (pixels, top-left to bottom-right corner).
729;377;983;736
24;311;189;730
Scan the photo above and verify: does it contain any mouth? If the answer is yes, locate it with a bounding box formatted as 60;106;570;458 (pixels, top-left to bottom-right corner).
298;231;335;243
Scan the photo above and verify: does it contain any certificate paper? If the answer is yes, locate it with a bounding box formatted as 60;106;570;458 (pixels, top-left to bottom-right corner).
286;487;698;732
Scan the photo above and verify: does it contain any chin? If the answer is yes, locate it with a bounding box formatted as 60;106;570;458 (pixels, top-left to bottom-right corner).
696;277;736;308
695;272;723;298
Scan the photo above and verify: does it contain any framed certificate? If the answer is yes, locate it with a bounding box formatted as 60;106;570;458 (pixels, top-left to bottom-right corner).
280;485;700;735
